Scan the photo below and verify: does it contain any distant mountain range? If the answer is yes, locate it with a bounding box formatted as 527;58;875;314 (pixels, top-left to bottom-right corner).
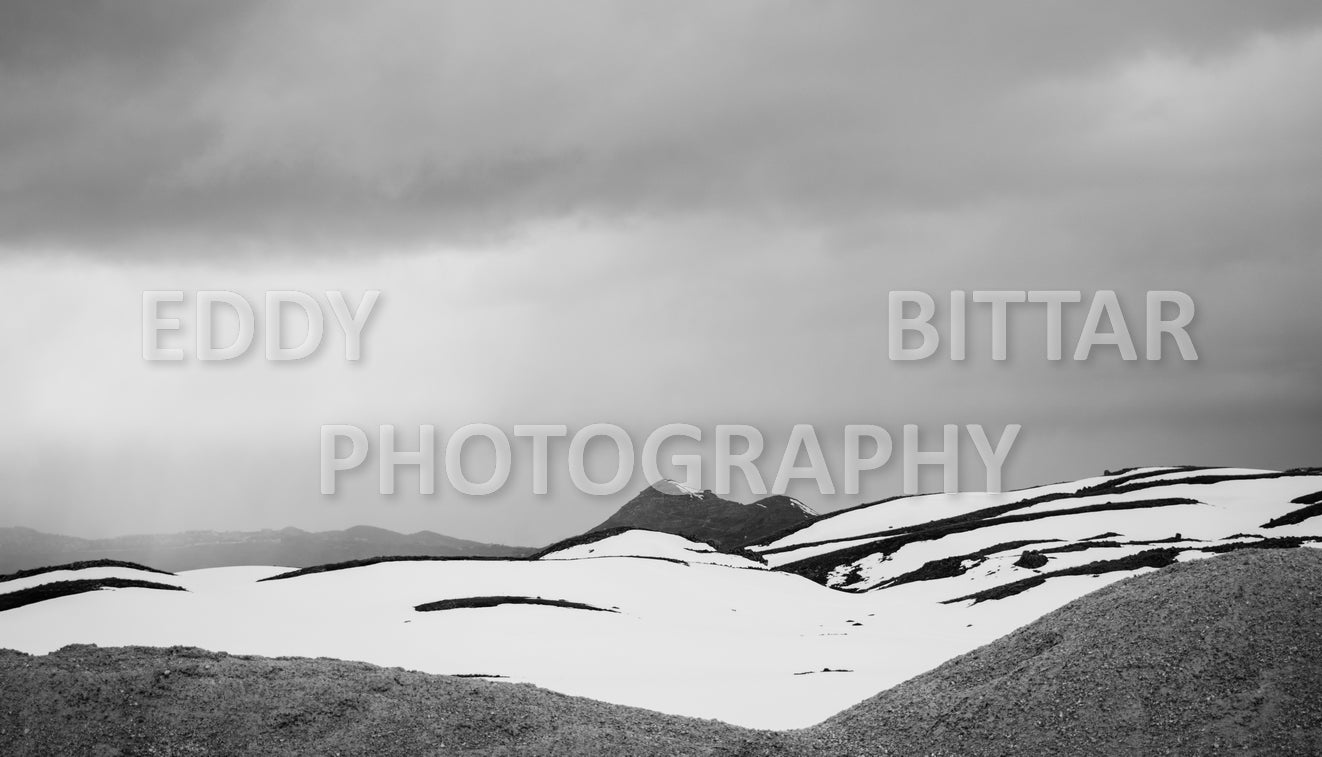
588;479;817;549
0;525;535;574
0;479;818;574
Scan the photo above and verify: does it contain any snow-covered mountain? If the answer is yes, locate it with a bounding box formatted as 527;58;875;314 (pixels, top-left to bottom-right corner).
537;528;766;569
586;479;817;550
9;549;1316;756
0;466;1318;729
751;466;1322;597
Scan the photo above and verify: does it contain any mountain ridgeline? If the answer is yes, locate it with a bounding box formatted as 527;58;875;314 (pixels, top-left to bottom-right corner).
0;525;535;575
589;480;818;550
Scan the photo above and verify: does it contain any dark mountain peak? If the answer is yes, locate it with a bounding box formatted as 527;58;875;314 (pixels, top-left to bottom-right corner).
752;494;818;517
590;481;816;550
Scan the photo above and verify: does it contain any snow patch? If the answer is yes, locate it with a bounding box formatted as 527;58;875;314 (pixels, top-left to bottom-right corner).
651;479;704;498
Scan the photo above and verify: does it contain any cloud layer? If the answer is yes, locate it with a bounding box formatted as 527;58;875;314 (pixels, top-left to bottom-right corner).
2;0;1320;250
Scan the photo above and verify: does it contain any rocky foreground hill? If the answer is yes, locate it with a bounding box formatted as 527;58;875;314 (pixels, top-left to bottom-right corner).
2;549;1319;756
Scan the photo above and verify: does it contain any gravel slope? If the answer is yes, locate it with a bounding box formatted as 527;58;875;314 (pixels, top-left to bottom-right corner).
815;549;1322;756
0;646;784;756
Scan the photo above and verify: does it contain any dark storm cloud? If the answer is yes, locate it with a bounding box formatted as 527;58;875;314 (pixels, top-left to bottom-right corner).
2;0;1321;251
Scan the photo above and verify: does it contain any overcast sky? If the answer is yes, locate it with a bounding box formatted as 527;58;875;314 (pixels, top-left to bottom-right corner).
2;1;1320;546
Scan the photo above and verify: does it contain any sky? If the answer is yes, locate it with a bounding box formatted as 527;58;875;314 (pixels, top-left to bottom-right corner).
2;1;1320;546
